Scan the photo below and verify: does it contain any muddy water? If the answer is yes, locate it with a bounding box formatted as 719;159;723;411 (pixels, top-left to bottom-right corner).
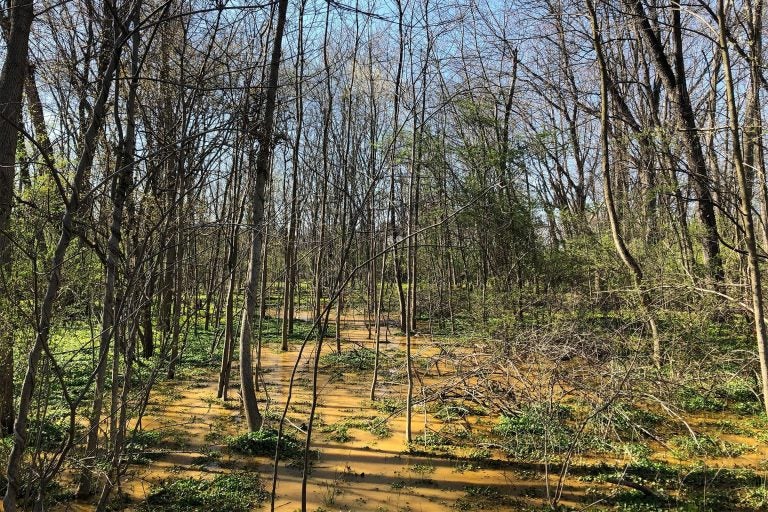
70;313;597;511
51;311;768;511
236;318;536;511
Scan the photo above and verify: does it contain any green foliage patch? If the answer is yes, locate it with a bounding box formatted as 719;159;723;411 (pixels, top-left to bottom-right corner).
320;347;375;371
321;423;351;443
27;417;68;451
226;429;303;459
368;397;404;414
143;473;267;512
668;434;751;459
677;387;726;413
322;416;392;439
581;458;766;510
492;404;574;460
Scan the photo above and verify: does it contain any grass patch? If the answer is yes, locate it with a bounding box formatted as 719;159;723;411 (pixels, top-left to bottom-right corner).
492;403;574;460
143;473;267;511
668;434;751;458
226;429;303;459
320;347;375;371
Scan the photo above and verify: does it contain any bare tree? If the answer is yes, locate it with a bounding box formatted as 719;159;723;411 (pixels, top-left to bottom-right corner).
0;0;34;438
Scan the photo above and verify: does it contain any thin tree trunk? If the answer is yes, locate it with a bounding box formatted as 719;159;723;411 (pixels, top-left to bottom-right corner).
238;0;289;431
744;0;768;251
370;250;387;401
281;0;305;350
218;183;245;400
588;0;660;365
626;0;723;280
76;58;136;494
717;0;768;414
390;0;407;333
256;176;273;389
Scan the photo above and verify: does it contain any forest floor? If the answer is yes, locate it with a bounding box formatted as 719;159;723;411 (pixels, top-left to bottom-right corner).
48;312;768;511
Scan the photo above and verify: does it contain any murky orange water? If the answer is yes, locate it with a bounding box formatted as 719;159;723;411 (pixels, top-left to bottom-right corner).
42;311;768;511
73;313;591;511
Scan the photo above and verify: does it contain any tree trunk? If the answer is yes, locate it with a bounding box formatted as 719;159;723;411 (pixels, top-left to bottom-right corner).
588;0;660;365
0;0;34;438
626;0;723;280
717;0;768;414
4;19;123;509
238;0;289;431
218;170;245;400
282;0;306;350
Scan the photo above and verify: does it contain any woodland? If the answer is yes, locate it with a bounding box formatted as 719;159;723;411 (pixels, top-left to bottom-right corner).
4;0;768;510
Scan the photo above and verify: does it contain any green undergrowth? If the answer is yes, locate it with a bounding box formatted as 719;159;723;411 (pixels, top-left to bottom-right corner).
492;404;575;460
455;485;517;510
668;433;751;459
226;429;304;459
142;473;267;512
320;416;392;440
252;316;320;345
580;457;768;511
367;397;405;414
125;428;190;464
676;377;762;415
320;422;352;442
434;402;488;422
320;346;375;371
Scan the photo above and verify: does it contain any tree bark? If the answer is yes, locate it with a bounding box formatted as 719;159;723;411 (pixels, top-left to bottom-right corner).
238;0;289;431
0;0;34;438
717;0;768;414
626;0;723;280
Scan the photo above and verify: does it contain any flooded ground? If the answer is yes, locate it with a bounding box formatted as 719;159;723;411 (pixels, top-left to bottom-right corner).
48;311;768;511
95;313;599;511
